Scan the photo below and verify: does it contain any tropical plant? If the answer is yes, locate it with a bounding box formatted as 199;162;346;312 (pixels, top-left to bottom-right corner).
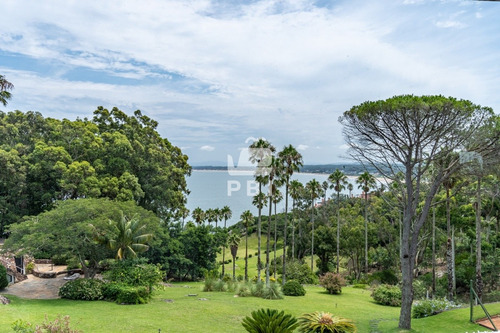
221;205;232;277
241;210;254;281
278;144;303;284
356;171;376;272
191;207;205;225
262;282;284;300
249;138;275;282
306;178;323;272
298;312;357;333
272;187;283;280
265;155;281;286
329;169;349;273
242;308;299;333
0;75;14;107
228;231;241;280
100;213;154;260
289;180;304;259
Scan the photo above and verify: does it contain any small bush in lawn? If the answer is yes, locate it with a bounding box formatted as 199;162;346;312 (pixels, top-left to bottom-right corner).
251;281;265;297
282;280;306;296
0;264;8;290
115;285;150;304
238;283;252;297
214;279;227;292
262;282;284;300
412;298;459;318
242;308;298;333
298;312;357;333
371;284;401;306
59;278;105;300
248;254;253;258
319;272;345;295
12;315;81;333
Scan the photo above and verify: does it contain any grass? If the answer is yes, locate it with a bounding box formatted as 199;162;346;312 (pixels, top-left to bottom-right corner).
2;283;499;332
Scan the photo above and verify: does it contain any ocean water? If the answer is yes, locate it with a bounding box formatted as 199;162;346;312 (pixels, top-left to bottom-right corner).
185;170;362;226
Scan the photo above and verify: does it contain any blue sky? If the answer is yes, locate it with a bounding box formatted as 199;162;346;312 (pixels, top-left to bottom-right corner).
1;0;499;165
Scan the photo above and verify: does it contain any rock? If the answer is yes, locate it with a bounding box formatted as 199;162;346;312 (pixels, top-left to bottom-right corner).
187;293;198;296
162;299;174;303
198;298;208;301
0;295;10;305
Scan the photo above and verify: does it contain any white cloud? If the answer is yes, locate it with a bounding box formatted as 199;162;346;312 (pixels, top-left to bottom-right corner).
200;145;215;152
297;144;309;151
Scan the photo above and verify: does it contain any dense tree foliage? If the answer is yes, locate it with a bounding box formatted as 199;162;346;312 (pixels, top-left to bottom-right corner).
0;108;190;233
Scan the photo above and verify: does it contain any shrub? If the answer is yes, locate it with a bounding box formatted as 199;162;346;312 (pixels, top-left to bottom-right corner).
0;264;8;290
26;262;36;274
412;279;428;300
12;315;81;333
319;272;345;294
251;281;265;297
282;280;306;296
282;260;318;285
298;312;357;333
412;298;459;318
102;282;125;300
352;284;368;289
102;259;164;290
214;279;227;292
371;284;401;306
237;283;252;297
262;282;284;300
58;278;105;300
484;290;500;303
115;285;150;304
66;257;81;270
242;308;298;333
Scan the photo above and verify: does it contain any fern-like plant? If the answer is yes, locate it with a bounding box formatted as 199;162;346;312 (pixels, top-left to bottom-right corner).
242;308;299;333
298;312;357;333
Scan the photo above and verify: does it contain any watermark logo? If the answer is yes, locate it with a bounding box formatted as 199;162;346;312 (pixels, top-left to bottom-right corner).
226;137;272;196
227;137;273;176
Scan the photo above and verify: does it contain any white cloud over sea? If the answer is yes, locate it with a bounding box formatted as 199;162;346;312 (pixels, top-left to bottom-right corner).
1;0;499;164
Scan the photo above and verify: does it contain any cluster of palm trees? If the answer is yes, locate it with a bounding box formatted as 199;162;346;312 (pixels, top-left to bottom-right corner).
244;137;378;286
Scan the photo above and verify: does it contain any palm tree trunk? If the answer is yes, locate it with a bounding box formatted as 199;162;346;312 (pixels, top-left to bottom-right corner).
364;193;368;273
266;193;272;287
257;183;262;281
446;187;453;300
336;191;340;274
245;228;248;281
273;200;277;280
311;199;315;273
282;182;289;284
222;218;227;278
432;207;436;298
475;176;483;300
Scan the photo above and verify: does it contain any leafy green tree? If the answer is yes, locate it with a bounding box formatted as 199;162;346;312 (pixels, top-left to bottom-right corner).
356;171;376;273
0;263;8;289
340;94;499;329
329;169;349;273
4;199;159;278
0;75;13;107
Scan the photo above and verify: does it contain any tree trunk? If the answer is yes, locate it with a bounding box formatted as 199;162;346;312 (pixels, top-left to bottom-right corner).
282;183;289;284
399;253;414;329
266;192;272;287
245;228;248;281
364;193;368;273
446;187;454;300
222;219;226;278
257;183;262;281
311;200;315;273
273;201;277;280
475;176;483;300
432;207;436;298
336;192;340;274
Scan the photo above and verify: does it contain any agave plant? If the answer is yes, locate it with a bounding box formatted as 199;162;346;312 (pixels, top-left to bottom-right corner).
298;312;357;333
242;308;299;333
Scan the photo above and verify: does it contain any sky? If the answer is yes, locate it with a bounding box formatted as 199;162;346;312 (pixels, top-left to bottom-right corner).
1;0;499;165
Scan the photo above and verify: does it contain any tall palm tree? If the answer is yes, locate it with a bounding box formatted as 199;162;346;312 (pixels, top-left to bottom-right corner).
249;138;275;281
265;155;281;286
272;187;283;280
205;208;215;227
0;75;14;107
221;205;232;278
306;178;322;272
278;144;303;284
321;180;329;224
252;191;267;279
356;171;376;273
289;179;303;259
329;169;349;273
228;232;241;281
105;213;153;260
240;210;254;281
347;183;354;198
191;207;205;226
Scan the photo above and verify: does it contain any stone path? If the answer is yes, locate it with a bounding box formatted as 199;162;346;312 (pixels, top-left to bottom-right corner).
1;264;69;299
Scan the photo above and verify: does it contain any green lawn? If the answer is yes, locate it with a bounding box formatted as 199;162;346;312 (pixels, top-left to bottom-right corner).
2;283;499;332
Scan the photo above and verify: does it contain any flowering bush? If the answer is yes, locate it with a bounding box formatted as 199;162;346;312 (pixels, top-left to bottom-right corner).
319;272;345;295
412;298;459;318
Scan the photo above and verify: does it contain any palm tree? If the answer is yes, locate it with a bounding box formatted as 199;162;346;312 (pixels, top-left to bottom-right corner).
306;178;322;272
278;144;303;284
0;75;14;107
106;213;153;260
240;210;254;281
347;183;353;198
289;179;303;259
356;171;376;273
321;180;329;224
191;207;205;226
272;187;283;280
265;155;281;286
249;138;275;281
329;169;349;273
228;231;241;281
221;205;232;278
178;207;190;228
